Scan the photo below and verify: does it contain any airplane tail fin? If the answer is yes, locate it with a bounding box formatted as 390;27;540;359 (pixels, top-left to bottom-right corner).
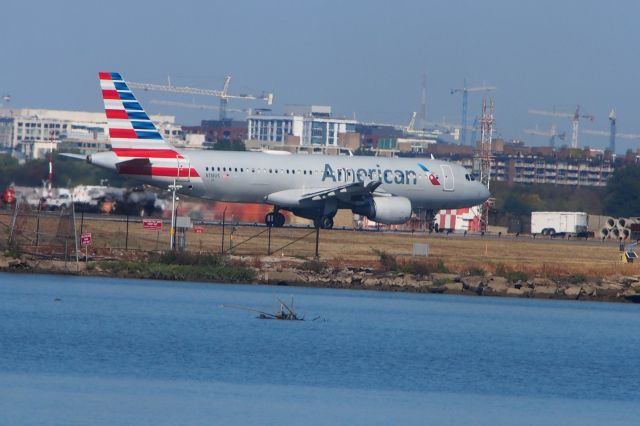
98;72;174;158
98;72;199;180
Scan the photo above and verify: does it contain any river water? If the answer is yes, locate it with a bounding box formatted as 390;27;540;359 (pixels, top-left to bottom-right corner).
0;273;639;425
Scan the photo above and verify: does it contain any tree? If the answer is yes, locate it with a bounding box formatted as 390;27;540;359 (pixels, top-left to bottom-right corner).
0;155;20;188
214;139;246;151
0;153;139;189
604;164;640;217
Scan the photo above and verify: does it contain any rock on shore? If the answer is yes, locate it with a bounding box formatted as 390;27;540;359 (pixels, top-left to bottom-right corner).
255;263;640;303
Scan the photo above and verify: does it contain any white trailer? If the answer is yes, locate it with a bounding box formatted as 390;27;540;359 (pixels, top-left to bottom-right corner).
531;211;588;237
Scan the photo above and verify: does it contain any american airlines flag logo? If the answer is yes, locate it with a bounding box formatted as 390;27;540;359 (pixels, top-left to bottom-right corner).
99;72;200;179
418;163;441;185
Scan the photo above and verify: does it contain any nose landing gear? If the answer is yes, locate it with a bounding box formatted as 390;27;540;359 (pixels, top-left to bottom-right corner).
265;211;285;227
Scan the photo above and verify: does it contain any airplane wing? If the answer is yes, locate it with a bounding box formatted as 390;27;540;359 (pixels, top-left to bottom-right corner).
264;181;384;208
299;181;383;201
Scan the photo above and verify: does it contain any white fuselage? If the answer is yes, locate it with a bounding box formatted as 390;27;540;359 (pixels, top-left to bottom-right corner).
89;149;490;211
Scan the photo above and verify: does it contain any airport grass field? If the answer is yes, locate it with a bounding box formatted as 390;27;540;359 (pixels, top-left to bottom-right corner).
3;211;638;279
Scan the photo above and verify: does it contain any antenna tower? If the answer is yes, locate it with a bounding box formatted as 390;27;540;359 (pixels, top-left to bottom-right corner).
419;73;427;129
478;96;494;231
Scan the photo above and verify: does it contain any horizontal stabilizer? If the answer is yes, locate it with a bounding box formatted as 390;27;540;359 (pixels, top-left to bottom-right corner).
59;153;87;160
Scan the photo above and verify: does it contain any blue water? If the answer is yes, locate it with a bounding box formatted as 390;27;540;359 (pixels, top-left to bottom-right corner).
0;273;639;425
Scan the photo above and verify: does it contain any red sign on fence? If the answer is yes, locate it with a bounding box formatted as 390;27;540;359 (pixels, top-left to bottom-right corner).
80;233;92;246
143;219;163;231
193;225;205;234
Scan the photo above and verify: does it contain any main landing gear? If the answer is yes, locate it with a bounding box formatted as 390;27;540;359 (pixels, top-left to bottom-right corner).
313;216;334;230
265;211;285;227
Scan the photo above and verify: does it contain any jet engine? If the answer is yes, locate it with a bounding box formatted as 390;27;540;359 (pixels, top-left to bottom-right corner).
353;196;412;224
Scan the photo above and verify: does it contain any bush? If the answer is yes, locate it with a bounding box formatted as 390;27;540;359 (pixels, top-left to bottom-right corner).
373;249;398;272
494;263;507;277
567;273;588;284
401;259;449;275
467;266;486;276
506;271;529;283
155;251;225;267
433;277;452;286
298;259;327;274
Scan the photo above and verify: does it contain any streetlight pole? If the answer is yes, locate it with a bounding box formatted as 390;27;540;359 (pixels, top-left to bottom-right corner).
168;179;182;250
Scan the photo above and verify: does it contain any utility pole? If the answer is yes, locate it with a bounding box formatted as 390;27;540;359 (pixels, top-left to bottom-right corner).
168;180;182;250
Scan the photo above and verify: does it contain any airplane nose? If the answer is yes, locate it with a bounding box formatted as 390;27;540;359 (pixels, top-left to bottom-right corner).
476;182;490;204
480;184;491;202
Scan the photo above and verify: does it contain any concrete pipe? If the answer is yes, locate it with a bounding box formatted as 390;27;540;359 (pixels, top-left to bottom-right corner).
612;228;621;238
607;217;616;228
599;228;610;239
623;228;631;240
618;218;627;228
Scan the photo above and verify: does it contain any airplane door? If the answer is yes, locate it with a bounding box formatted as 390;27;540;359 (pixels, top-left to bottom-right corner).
440;164;454;191
176;156;191;182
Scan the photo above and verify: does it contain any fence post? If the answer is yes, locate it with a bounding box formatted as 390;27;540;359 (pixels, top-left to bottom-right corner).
8;199;20;245
221;207;226;253
35;201;41;253
125;214;129;250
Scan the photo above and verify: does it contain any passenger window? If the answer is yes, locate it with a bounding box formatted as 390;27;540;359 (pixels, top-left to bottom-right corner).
223;167;226;171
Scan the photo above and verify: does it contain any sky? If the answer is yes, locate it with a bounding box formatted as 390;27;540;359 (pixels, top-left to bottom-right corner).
2;0;639;153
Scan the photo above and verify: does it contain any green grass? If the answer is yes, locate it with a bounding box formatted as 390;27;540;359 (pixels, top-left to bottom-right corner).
99;251;255;282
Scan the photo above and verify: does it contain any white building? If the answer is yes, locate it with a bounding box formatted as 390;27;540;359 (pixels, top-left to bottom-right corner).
247;105;356;146
0;108;182;160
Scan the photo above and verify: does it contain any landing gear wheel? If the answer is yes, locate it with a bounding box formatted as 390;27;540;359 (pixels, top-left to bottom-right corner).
265;212;275;227
314;216;334;230
274;212;285;228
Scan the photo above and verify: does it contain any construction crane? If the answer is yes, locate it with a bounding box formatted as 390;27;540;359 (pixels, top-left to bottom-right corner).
524;124;566;147
149;99;249;115
406;111;417;132
529;105;594;149
582;109;640;153
126;76;273;120
450;79;496;145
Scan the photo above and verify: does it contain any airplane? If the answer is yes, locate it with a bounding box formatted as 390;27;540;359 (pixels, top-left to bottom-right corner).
74;72;490;229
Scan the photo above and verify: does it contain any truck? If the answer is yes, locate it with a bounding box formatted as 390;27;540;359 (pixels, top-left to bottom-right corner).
531;211;589;237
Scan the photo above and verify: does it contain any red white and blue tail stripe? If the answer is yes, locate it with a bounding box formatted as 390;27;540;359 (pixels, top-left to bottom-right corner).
99;72;166;150
99;72;199;179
